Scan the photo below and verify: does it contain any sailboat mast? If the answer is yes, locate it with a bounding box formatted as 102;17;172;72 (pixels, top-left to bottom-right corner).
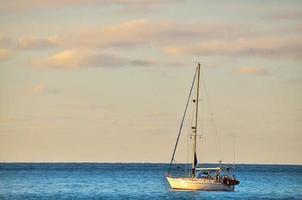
192;63;200;177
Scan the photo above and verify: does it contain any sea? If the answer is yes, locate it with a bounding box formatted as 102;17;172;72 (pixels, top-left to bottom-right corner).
0;163;301;200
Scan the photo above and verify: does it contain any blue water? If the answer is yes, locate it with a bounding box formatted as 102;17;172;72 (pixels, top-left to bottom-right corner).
0;163;301;200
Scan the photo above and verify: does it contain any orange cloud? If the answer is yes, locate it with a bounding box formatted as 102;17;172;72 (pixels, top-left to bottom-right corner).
16;20;155;51
233;67;269;75
29;84;61;94
40;20;302;61
32;84;47;94
68;20;250;50
31;50;157;69
24;20;243;51
163;36;302;60
3;19;302;64
0;48;13;61
32;50;80;69
18;36;59;49
163;47;186;55
58;19;164;49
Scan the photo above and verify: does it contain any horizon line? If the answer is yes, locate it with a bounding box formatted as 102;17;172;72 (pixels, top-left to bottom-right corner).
0;162;301;166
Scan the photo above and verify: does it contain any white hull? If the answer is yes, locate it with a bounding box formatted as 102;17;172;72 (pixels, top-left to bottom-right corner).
166;177;234;191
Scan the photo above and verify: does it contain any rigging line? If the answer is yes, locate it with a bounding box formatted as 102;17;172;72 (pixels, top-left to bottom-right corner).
189;81;196;168
188;95;196;175
199;66;223;162
167;67;198;176
198;105;203;166
185;129;190;177
233;134;236;171
186;99;193;177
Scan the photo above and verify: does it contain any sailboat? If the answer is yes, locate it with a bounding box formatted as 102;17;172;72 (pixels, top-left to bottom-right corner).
166;63;240;191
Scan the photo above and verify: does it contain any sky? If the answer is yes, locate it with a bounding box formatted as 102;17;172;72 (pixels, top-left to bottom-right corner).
0;0;301;164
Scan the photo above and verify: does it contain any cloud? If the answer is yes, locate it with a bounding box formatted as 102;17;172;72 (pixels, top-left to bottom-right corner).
1;35;59;50
0;35;16;48
18;36;59;49
17;20;255;53
130;59;157;67
0;36;16;61
3;19;302;64
75;19;154;48
66;20;253;49
269;10;302;21
11;19;300;53
0;0;179;12
163;36;302;60
233;67;269;76
31;50;157;69
32;50;80;69
32;84;47;94
4;20;155;51
0;0;99;11
30;84;61;94
0;48;13;61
